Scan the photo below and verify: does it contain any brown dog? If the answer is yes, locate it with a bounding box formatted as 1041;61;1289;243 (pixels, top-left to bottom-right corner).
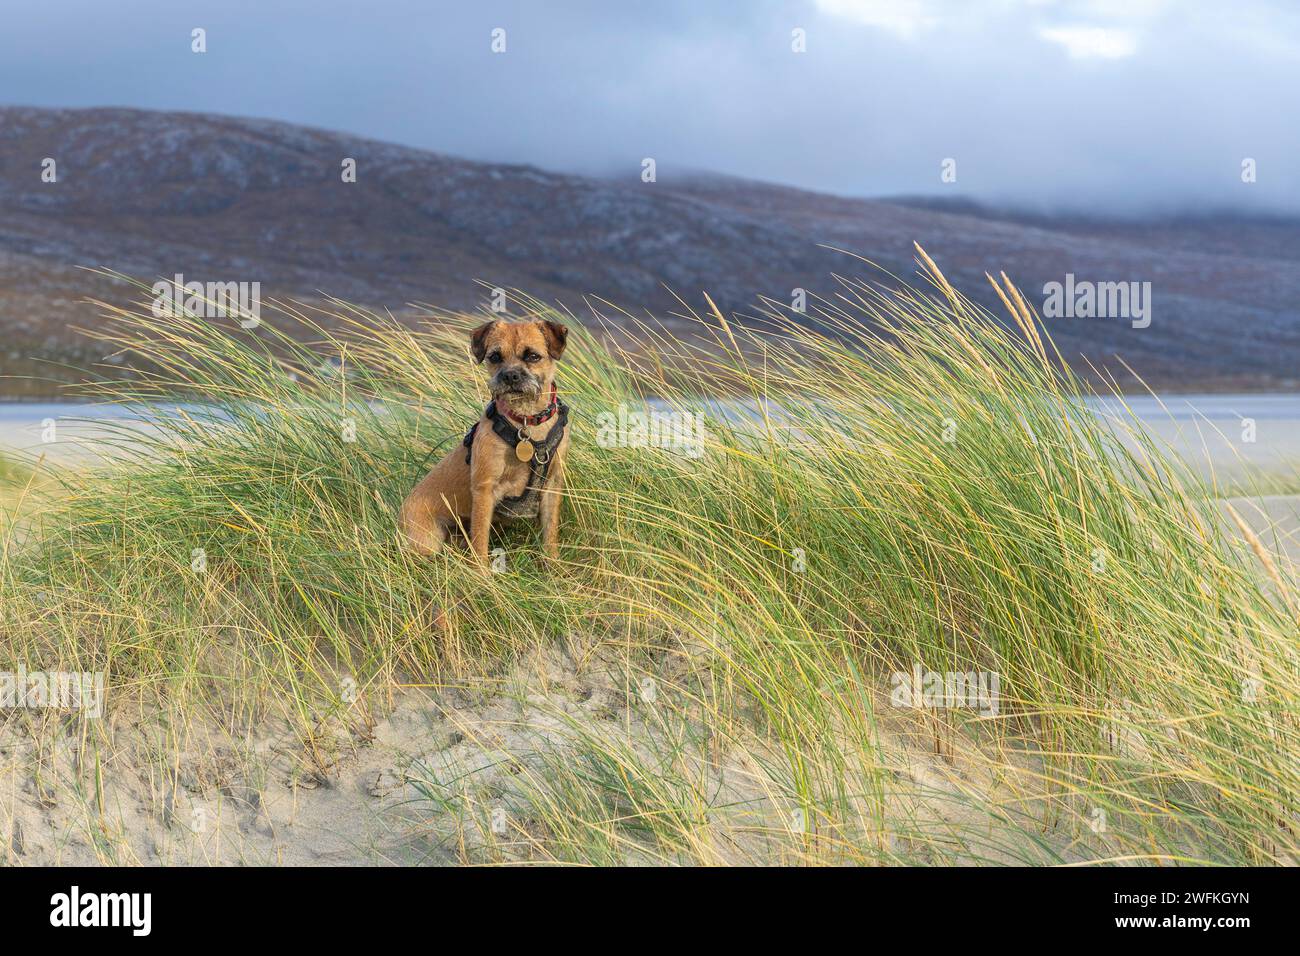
399;318;570;566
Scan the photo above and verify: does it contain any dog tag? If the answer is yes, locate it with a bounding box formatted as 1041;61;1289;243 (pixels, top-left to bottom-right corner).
515;439;535;462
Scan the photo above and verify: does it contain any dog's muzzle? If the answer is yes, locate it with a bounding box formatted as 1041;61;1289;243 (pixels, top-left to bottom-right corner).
491;365;541;397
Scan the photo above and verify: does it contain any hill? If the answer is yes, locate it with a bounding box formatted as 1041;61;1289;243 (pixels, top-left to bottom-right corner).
1;106;1297;393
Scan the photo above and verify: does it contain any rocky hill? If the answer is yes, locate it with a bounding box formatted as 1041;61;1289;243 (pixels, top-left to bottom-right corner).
1;106;1297;394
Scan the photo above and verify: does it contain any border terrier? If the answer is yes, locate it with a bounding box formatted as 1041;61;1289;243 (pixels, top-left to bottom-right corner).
399;318;570;566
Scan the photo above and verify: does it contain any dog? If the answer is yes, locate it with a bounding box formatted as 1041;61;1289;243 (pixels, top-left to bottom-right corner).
399;318;570;567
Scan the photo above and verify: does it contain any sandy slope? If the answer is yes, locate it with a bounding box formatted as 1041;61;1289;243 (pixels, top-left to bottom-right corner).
2;399;1297;865
0;641;1075;866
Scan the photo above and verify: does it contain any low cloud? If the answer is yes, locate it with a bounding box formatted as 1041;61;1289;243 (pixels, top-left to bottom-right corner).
0;0;1295;213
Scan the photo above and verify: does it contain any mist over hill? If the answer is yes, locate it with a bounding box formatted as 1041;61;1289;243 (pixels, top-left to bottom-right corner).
1;106;1297;394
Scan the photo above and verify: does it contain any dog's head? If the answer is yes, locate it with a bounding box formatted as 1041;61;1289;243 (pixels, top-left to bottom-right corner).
469;318;568;403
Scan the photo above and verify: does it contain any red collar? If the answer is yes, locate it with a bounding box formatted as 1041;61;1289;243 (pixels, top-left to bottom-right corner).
497;383;559;427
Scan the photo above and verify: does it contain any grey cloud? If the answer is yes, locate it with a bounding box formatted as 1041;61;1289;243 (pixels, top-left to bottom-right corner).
0;0;1295;213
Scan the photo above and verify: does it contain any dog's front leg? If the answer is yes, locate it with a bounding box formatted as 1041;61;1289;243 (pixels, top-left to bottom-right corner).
469;460;500;569
539;455;565;563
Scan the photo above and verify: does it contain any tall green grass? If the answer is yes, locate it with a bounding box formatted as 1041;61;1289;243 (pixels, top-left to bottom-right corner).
0;450;32;485
1;256;1296;865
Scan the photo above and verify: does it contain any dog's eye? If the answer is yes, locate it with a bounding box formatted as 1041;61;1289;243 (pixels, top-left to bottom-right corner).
522;351;541;363
487;351;502;364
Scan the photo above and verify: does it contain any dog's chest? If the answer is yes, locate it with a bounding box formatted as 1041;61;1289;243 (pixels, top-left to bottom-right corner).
493;461;541;520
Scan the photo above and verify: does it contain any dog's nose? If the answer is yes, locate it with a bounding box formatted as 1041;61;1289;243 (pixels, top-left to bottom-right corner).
500;366;524;386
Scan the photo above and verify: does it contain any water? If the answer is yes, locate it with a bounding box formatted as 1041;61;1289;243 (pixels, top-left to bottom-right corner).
1084;393;1300;422
2;395;1298;479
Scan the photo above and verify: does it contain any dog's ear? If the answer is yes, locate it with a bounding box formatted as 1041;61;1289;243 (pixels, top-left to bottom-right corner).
469;320;497;363
538;319;568;360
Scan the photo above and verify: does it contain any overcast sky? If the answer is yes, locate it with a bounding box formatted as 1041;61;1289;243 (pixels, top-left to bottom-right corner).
2;0;1297;213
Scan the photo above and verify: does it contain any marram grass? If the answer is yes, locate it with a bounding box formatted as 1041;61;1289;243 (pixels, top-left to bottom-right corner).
1;255;1296;865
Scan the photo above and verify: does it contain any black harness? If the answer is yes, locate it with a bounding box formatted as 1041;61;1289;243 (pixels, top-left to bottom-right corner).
463;398;570;518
